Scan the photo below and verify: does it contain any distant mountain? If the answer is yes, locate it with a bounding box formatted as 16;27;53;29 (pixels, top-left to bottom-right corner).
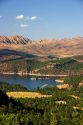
0;35;83;57
0;35;31;45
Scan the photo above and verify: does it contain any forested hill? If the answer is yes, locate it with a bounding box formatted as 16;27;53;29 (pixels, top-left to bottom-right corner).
0;57;83;75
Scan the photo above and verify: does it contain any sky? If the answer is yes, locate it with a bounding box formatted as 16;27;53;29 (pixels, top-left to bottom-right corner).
0;0;83;39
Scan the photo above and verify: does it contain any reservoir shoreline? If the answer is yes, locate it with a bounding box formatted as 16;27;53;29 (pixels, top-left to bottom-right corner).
0;72;68;77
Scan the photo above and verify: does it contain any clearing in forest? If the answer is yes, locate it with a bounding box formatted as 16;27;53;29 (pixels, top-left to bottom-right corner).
7;92;52;98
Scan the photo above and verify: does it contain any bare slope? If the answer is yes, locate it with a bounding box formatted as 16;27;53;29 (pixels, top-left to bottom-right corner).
0;35;83;57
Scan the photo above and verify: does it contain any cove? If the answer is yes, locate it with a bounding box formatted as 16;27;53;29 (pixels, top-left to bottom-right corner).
0;75;60;90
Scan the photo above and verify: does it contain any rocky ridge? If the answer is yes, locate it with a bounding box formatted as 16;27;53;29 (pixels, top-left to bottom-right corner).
0;35;31;45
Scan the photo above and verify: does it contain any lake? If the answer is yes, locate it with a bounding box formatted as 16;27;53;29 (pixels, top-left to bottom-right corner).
0;75;60;90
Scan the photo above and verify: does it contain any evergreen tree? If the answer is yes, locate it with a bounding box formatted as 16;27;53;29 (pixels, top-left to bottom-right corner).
50;113;57;125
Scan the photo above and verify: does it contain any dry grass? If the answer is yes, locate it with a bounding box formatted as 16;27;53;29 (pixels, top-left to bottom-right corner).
7;92;52;98
73;106;83;111
69;95;80;100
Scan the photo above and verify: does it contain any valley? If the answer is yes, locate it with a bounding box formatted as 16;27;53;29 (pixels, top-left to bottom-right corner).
0;35;83;125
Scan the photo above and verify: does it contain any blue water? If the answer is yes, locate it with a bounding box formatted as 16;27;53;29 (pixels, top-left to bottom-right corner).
0;75;59;90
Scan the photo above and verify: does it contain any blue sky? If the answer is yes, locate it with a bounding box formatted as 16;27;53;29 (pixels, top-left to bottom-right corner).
0;0;83;39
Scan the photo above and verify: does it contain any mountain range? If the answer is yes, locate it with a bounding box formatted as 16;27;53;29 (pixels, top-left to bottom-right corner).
0;35;83;58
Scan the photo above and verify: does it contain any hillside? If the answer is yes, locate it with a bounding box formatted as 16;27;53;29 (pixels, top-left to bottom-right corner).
0;35;83;58
0;35;83;74
30;37;83;57
0;56;83;75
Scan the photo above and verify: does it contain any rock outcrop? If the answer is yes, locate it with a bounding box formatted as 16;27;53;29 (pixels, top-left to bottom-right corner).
78;82;83;87
56;84;72;90
0;35;31;45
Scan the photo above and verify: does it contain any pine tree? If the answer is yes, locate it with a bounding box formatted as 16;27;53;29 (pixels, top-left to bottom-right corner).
50;113;57;125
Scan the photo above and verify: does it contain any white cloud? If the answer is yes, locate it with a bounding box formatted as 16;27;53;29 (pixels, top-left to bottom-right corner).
30;16;37;20
20;24;30;28
16;15;24;19
16;14;37;21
